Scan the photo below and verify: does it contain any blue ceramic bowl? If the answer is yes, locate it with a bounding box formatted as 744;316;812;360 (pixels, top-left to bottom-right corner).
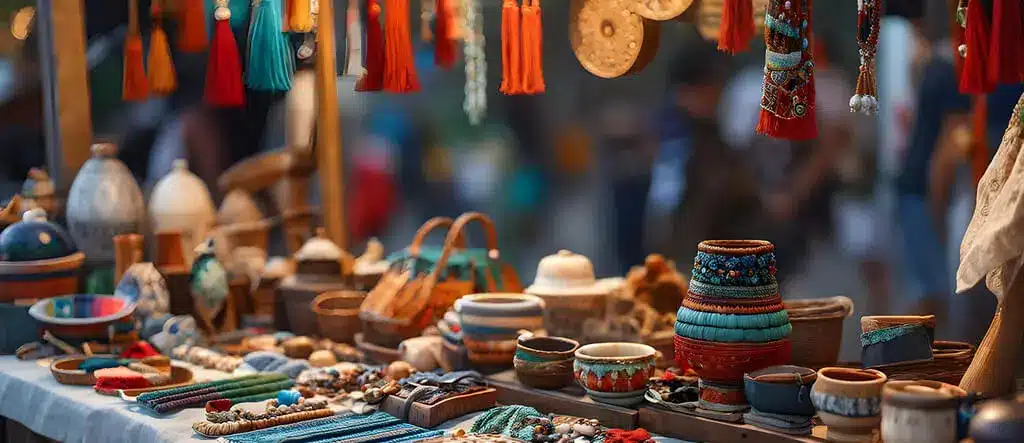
743;365;817;416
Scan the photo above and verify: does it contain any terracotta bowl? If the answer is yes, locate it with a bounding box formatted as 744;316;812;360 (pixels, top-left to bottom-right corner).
673;334;791;384
881;380;966;443
574;342;656;407
811;367;887;442
514;334;579;390
743;365;817;416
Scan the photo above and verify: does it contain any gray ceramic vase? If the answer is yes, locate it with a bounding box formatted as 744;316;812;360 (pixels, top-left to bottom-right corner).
66;143;145;265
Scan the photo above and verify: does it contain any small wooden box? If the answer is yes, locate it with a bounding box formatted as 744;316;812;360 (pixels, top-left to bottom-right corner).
380;388;498;428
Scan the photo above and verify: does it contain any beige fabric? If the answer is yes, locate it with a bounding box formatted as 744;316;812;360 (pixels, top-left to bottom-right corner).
957;93;1024;301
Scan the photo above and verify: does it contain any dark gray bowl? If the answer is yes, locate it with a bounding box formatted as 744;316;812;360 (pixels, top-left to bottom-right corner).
743;365;817;416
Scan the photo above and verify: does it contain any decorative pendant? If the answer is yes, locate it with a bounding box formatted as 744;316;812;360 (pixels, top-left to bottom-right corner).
849;0;881;115
755;0;817;140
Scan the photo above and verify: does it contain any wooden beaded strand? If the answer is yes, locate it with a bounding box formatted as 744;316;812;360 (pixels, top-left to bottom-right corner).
849;0;882;115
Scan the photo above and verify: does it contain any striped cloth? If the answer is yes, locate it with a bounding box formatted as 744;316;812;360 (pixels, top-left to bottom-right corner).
217;412;443;443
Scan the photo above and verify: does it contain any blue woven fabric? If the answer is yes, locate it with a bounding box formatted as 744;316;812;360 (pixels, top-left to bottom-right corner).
218;412;443;443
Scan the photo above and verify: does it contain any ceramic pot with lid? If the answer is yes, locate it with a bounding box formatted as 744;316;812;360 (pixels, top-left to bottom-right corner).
881;380;966;443
0;209;85;302
525;250;610;341
149;159;216;264
810;367;887;442
66;143;145;265
277;230;352;335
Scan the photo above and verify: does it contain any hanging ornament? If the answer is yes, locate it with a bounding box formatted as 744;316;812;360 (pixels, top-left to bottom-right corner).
849;0;881;115
356;0;385;91
247;0;295;92
520;0;544;93
179;0;208;52
500;0;523;94
123;0;149;101
570;0;660;79
205;0;245;107
987;0;1024;85
719;0;755;54
631;0;692;21
383;0;421;92
148;0;178;95
291;0;315;32
756;0;817;140
344;0;365;77
463;0;487;124
958;0;992;94
435;0;458;69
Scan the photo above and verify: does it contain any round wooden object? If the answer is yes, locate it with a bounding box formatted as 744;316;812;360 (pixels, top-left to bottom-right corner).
570;0;661;79
631;0;693;21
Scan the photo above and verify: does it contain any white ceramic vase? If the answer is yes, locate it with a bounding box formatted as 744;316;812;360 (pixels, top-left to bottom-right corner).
149;159;216;265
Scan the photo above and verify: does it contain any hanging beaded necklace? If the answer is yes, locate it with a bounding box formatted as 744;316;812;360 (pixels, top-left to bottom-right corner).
849;0;881;115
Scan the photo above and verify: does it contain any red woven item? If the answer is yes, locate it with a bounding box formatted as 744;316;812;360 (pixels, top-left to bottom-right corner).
434;0;457;69
499;0;523;94
959;0;993;94
178;0;208;52
205;17;246;107
718;0;755;54
987;0;1024;85
605;429;654;443
205;398;233;412
382;0;420;93
357;0;385;91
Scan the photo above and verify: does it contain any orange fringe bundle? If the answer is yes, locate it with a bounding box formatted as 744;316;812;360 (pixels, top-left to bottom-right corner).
148;2;177;95
290;0;314;33
499;0;523;94
383;0;420;93
520;0;544;94
719;0;755;54
178;0;208;52
123;0;149;101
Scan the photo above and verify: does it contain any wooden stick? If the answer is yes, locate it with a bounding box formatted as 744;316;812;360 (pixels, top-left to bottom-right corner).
959;272;1024;396
315;0;347;250
114;233;145;284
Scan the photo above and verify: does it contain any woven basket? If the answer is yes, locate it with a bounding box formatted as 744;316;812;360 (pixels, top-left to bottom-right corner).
784;296;854;369
313;291;364;344
869;341;975;385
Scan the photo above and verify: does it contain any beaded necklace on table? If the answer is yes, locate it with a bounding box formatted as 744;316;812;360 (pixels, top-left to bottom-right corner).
463;0;486;125
849;0;881;115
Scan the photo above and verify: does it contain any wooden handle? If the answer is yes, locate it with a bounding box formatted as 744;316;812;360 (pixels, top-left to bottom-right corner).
408;217;454;255
114;233;144;284
429;212;500;283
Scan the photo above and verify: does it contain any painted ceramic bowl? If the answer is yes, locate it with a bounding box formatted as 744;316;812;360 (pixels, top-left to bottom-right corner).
28;293;137;341
743;365;817;416
574;342;656;407
514;334;579;390
673;335;791;384
881;380;965;443
455;293;545;366
810;367;887;443
0;209;84;302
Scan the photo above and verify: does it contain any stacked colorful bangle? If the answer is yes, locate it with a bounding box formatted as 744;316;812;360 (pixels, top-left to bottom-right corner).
138;374;294;414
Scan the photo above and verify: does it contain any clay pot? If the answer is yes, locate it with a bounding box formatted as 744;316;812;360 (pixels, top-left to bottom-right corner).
455;293;545;367
312;291;363;344
881;380;965;443
149;160;216;267
810;367;887;442
573;342;656;406
0;209;84;302
66;143;145;265
743;365;817;416
279;230;352;336
525;250;610;341
514;334;579;390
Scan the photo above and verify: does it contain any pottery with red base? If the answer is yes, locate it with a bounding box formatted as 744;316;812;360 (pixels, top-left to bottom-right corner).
573;342;656;407
674;335;791;407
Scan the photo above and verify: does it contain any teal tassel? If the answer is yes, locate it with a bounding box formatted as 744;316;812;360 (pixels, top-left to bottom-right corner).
207;0;250;32
246;0;294;91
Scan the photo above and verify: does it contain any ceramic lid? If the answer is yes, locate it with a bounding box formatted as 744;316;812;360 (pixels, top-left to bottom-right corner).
294;228;344;261
150;159;216;220
0;209;78;261
526;250;611;296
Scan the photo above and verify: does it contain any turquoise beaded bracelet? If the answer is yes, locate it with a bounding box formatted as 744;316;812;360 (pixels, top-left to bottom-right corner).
676;307;790;329
687;280;780;299
675;321;793;343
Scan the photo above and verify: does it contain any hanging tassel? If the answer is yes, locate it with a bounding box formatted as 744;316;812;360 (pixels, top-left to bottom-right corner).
247;0;295;92
148;1;178;95
520;0;544;94
987;0;1024;85
356;0;385;91
959;0;992;94
718;0;755;54
756;0;817;140
434;0;457;69
383;0;421;93
499;0;523;94
849;0;881;115
205;2;245;107
290;0;314;33
179;0;208;52
123;0;149;101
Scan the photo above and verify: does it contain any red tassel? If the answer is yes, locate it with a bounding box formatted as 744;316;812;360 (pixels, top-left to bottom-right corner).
959;0;993;94
357;0;386;91
500;0;523;94
520;0;545;94
719;0;755;54
987;0;1024;85
178;0;208;52
434;0;457;69
205;15;245;107
382;0;421;93
756;0;817;140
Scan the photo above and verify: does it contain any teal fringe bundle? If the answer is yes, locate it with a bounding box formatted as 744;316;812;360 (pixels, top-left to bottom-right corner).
860;324;929;347
246;0;294;91
676;307;790;329
206;0;250;31
675;321;793;343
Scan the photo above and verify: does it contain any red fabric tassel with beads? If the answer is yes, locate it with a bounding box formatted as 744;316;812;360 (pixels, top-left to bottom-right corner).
987;0;1024;85
959;0;993;94
500;0;523;95
357;0;386;91
434;0;457;69
382;0;421;93
205;11;245;107
756;0;817;140
719;0;755;54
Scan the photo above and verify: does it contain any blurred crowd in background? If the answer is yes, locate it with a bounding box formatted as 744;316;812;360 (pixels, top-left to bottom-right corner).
0;0;1020;358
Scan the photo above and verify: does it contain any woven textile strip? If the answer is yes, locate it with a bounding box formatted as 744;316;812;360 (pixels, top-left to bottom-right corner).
217;412;443;443
137;374;273;404
152;379;294;413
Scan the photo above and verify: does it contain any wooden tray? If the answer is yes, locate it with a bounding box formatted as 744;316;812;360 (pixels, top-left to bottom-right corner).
50;354;117;385
639;406;828;443
380;387;498;428
486;370;638;430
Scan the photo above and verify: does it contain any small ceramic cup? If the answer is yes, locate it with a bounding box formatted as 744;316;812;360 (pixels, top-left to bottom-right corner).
881;380;966;443
810;367;887;443
743;365;817;416
514;333;580;390
574;342;657;407
455;293;545;367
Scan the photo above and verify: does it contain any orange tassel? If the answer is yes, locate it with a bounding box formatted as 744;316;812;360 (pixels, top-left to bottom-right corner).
383;0;420;93
178;0;208;52
500;0;523;94
719;0;755;54
123;0;149;101
148;11;177;95
520;0;544;94
290;0;314;33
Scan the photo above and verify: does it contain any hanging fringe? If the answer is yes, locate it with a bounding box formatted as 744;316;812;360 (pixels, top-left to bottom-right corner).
356;0;385;91
987;0;1024;85
499;0;523;94
434;0;457;69
123;0;149;101
756;0;817;140
959;0;992;94
247;0;295;92
520;0;544;94
205;3;246;107
178;0;208;52
718;0;755;54
148;2;178;95
290;0;314;33
383;0;421;93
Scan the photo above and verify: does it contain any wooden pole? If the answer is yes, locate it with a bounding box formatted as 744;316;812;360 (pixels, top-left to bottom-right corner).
315;0;347;250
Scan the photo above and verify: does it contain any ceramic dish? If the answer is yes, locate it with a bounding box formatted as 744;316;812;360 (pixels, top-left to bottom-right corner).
29;293;136;325
743;365;817;416
574;342;656;406
514;334;579;389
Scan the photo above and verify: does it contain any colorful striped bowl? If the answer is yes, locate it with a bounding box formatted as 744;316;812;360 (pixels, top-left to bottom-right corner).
455;293;545;367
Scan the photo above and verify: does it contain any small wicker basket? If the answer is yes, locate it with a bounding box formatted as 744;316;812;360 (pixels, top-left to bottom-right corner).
784;296;854;369
312;291;364;344
868;341;975;385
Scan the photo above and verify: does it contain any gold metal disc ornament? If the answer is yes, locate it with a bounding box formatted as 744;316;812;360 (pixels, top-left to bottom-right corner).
570;0;661;79
631;0;693;21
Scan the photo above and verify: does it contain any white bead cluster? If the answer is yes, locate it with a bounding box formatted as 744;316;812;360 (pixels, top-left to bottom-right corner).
463;0;486;125
849;94;878;115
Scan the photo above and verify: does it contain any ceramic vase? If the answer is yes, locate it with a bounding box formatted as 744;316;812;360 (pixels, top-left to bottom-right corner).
454;293;545;367
525;250;610;341
810;367;887;442
514;333;579;390
66;143;145;265
149;159;216;265
881;380;965;443
674;240;792;412
573;342;656;406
